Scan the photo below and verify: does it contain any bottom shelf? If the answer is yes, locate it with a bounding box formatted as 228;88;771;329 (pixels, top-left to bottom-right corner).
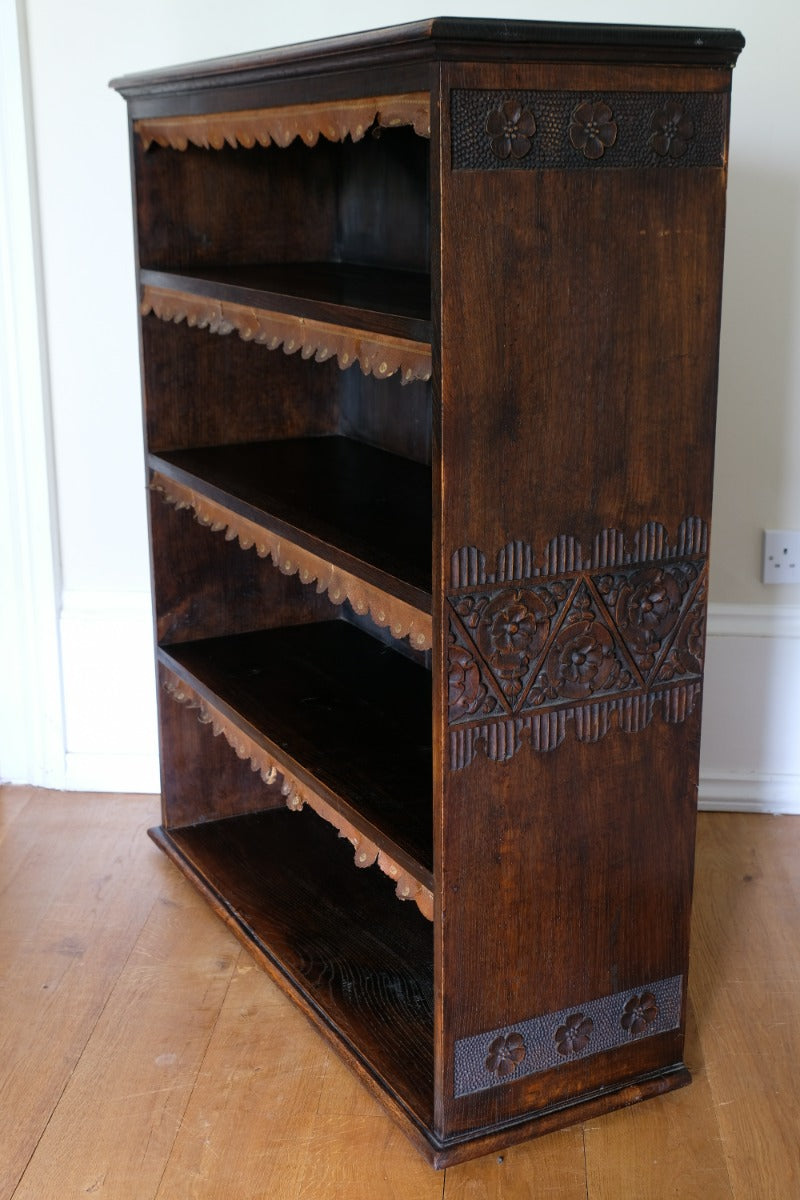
152;807;693;1166
151;806;434;1132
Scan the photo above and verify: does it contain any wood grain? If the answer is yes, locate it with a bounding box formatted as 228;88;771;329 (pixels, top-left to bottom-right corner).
133;127;429;275
153;954;330;1200
433;56;728;1143
2;791;799;1197
583;999;734;1199
152;806;435;1130
9;848;238;1200
0;792;157;1197
690;815;800;1198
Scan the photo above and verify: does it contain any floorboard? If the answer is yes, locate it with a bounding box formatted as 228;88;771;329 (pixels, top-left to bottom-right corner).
1;786;798;1199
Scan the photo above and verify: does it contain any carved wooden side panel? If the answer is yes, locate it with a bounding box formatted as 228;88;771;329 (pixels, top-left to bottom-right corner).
135;93;431;150
447;520;708;766
141;286;432;385
434;59;729;1140
151;473;433;650
163;671;434;921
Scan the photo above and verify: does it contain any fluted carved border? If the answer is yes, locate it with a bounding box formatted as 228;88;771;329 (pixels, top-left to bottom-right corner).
163;672;434;921
450;683;703;769
151;472;433;651
450;517;708;589
141;285;432;385
135;93;431;151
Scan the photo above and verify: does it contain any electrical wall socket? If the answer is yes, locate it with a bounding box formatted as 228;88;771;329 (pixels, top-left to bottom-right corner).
762;529;800;584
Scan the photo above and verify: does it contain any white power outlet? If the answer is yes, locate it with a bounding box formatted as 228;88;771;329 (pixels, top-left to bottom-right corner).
762;530;800;584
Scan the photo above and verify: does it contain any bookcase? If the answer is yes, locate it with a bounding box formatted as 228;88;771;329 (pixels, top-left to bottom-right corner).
112;18;743;1167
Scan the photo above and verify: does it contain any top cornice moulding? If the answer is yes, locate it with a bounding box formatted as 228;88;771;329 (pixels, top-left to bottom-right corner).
109;18;744;98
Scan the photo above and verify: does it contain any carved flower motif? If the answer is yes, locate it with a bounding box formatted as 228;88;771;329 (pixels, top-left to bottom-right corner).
569;101;617;160
545;619;620;700
650;102;694;159
615;567;682;666
485;1031;526;1077
478;588;554;702
489;600;540;656
621;992;659;1035
448;638;488;720
486;101;536;160
555;1013;594;1056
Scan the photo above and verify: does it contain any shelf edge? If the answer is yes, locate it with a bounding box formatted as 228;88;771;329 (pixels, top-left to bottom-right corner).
135;92;431;150
151;469;433;648
141;282;432;385
159;660;434;919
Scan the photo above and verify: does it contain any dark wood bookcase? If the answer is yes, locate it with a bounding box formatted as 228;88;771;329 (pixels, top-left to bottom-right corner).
112;17;743;1167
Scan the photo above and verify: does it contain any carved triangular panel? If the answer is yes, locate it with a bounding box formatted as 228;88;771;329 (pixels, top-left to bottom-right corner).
521;581;639;711
591;560;706;684
655;567;708;685
449;579;575;716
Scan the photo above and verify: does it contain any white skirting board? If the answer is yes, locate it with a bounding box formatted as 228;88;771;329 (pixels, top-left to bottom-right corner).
60;590;160;794
53;591;800;811
698;604;800;814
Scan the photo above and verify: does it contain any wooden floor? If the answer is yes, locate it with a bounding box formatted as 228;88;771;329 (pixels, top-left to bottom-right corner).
1;788;798;1199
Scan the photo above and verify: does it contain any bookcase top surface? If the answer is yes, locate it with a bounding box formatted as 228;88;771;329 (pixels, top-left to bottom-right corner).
110;16;744;97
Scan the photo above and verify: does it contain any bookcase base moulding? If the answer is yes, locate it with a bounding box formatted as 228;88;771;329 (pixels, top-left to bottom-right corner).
112;17;743;1168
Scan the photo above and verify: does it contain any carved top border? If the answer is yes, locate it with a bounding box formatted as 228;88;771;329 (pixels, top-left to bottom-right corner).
450;517;708;591
135;93;430;151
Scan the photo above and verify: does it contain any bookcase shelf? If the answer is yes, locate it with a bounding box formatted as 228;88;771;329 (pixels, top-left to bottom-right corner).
141;263;432;328
160;621;433;886
151;437;432;600
113;16;742;1168
150;806;435;1126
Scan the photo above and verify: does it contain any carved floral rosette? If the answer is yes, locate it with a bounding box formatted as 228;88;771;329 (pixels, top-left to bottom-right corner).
455;974;683;1096
162;672;434;921
448;518;709;768
151;472;432;651
135;93;431;151
141;285;432;386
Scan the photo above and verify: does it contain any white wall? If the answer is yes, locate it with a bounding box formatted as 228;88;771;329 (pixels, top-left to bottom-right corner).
2;0;798;806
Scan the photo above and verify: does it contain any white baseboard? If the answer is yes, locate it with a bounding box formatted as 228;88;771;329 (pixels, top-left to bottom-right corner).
700;602;800;814
698;771;800;814
59;589;160;794
64;752;160;795
53;591;800;811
